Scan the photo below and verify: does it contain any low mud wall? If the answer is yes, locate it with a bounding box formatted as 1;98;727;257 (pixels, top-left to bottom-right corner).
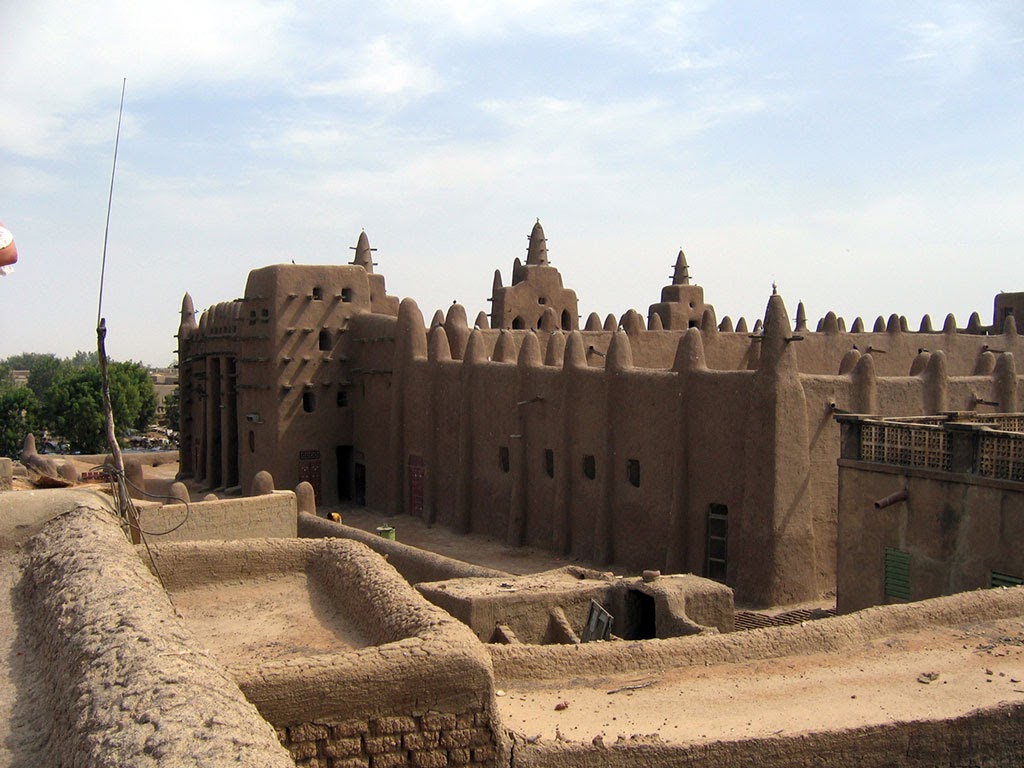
298;510;508;584
510;701;1024;767
16;503;293;767
491;586;1024;682
136;490;297;542
150;536;509;767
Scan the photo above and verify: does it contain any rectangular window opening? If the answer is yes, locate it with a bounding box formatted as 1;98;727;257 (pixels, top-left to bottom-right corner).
312;286;323;301
544;448;555;478
341;287;353;302
706;503;728;583
583;454;596;480
627;458;640;487
499;446;510;473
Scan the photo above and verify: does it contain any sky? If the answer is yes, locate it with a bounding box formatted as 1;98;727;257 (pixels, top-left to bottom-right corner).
2;1;1023;367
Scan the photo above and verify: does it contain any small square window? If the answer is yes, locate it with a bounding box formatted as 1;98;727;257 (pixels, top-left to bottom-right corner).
341;287;353;302
499;446;510;473
337;391;348;407
302;391;316;413
312;286;323;300
583;454;596;480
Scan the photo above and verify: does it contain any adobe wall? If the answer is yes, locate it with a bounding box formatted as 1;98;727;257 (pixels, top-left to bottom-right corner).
16;503;294;767
510;703;1024;768
488;585;1024;682
135;489;297;542
297;510;509;583
837;462;1024;613
149;536;508;767
0;458;12;491
375;296;1024;606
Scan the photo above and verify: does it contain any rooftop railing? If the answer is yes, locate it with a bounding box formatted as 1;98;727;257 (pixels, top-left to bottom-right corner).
837;413;1024;483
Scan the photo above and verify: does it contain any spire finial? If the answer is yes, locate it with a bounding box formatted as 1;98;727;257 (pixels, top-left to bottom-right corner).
526;219;548;265
671;249;690;285
350;230;376;272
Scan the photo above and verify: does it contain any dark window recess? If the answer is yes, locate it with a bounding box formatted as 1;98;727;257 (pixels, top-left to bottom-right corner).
583;454;596;480
627;459;640;487
248;430;255;453
561;309;572;330
302;391;316;413
706;503;728;582
337;391;348;407
538;297;547;305
512;316;525;329
544;449;555;478
341;287;353;302
991;571;1023;588
312;286;323;300
498;446;510;473
260;308;270;323
319;329;331;351
884;547;911;601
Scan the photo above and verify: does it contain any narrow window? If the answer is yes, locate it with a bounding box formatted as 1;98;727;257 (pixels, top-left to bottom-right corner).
248;430;255;453
884;547;911;601
337;391;348;407
512;316;525;329
706;504;728;582
544;448;555;478
302;391;316;413
319;329;331;351
499;446;510;473
583;454;596;480
312;286;323;300
260;308;270;323
627;459;640;487
341;287;353;302
538;297;547;305
561;309;572;330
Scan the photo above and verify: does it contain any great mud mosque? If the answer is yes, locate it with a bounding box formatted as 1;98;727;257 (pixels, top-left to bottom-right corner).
177;221;1024;608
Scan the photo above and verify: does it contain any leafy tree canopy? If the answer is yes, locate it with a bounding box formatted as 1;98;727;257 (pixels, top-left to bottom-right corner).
0;353;159;455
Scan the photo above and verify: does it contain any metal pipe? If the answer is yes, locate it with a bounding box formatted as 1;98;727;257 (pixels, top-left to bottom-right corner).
874;489;908;509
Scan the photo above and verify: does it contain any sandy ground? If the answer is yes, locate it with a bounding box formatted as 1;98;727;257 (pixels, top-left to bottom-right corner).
170;571;370;665
496;618;1024;745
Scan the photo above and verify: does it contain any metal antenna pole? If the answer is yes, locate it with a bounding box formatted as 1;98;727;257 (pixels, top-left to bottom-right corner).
95;79;138;540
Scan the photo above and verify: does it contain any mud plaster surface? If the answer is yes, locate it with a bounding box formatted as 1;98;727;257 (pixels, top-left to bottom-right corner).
170;571;370;665
498;617;1024;746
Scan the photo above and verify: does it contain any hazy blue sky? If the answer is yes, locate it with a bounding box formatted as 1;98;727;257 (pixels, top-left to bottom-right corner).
2;1;1023;366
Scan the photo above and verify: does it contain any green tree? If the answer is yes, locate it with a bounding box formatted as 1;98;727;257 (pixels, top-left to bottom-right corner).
43;366;106;453
0;384;39;458
109;361;157;432
42;361;158;452
2;352;65;399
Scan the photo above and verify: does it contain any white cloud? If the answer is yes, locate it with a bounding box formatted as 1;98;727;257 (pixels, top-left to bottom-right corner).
302;37;444;101
0;0;296;158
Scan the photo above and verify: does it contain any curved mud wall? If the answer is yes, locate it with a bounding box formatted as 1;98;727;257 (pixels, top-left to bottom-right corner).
17;503;293;767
